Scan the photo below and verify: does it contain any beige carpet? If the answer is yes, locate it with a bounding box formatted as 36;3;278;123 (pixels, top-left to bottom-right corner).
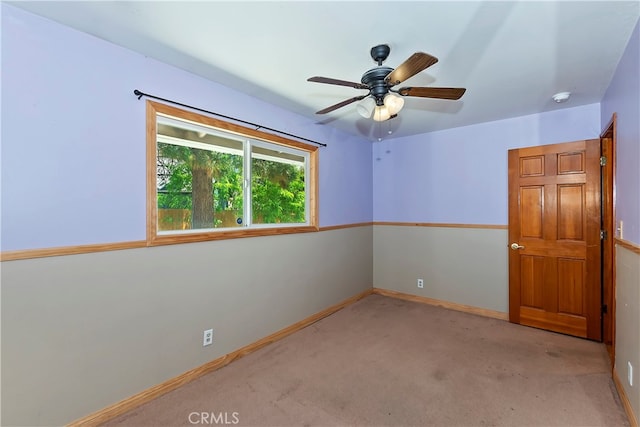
104;294;629;427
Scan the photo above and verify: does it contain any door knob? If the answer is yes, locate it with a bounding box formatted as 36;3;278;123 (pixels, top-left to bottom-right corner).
510;243;525;250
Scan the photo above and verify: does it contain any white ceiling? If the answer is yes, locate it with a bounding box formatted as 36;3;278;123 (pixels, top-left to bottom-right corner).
9;1;640;141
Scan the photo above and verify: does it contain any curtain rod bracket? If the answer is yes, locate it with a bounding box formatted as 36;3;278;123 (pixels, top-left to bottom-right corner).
133;89;326;147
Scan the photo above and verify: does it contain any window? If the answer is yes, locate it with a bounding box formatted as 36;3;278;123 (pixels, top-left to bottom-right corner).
147;101;318;245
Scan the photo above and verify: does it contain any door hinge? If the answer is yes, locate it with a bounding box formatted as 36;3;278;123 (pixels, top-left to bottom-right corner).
600;230;607;240
602;304;608;314
600;156;607;166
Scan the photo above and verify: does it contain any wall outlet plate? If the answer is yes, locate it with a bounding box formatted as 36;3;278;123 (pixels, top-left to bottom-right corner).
417;279;424;289
203;329;213;346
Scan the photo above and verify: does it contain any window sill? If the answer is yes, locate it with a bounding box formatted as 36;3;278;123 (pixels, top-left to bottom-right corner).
147;225;319;246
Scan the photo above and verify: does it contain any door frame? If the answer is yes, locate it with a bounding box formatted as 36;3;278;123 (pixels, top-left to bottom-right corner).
601;113;617;368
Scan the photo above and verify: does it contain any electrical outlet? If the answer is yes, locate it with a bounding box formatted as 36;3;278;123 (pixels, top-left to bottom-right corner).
629;362;633;387
417;278;424;289
618;221;624;239
203;329;213;347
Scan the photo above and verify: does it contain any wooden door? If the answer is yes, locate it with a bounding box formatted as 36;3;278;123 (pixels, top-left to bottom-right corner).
508;139;602;341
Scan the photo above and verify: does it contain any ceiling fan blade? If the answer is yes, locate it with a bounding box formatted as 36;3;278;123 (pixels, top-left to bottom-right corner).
385;52;439;86
315;95;367;114
398;87;466;100
307;76;369;90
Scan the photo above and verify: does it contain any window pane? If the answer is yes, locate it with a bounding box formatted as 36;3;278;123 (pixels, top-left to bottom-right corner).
156;122;244;231
251;145;306;225
148;101;317;245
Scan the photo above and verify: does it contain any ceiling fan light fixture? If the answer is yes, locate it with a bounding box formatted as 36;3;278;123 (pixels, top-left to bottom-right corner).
307;44;466;123
357;97;376;118
383;93;404;115
373;105;391;122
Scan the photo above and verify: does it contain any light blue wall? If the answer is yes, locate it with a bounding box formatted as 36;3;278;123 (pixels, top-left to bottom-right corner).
601;17;640;421
0;4;373;252
373;103;601;223
601;18;640;245
1;6;375;425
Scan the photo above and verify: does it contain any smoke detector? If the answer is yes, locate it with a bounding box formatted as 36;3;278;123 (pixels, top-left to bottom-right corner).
552;92;571;103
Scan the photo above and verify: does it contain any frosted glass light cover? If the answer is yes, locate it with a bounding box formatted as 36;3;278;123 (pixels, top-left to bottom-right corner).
357;97;376;118
373;106;391;121
383;94;404;115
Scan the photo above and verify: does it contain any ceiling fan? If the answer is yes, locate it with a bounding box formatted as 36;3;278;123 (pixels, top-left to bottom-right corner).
307;44;466;121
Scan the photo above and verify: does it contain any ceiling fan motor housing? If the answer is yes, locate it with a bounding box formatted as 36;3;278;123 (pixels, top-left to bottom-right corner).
361;66;393;104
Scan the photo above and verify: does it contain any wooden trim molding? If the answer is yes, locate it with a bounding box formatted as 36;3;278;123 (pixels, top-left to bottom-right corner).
1;221;510;261
373;222;508;230
66;289;373;427
613;368;639;427
0;241;147;262
615;238;640;255
0;224;373;262
319;222;373;231
145;101;158;244
147;225;319;247
147;101;319;152
600;114;617;368
1;222;509;261
373;288;509;321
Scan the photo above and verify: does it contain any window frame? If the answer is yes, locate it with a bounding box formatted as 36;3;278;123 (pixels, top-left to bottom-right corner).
146;101;318;246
